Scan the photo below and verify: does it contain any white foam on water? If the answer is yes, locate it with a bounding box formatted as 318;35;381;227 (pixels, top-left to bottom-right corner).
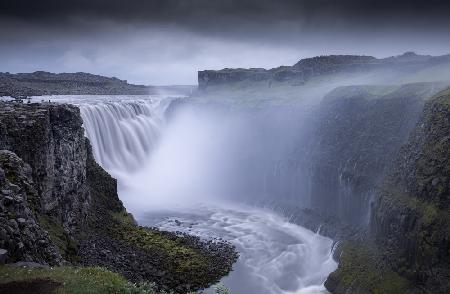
141;204;337;294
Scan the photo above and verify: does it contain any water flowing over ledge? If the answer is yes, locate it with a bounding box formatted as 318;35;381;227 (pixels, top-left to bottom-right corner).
48;95;337;293
48;95;170;173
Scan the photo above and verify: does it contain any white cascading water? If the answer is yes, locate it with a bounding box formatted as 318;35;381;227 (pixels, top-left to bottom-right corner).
80;100;164;173
48;95;167;176
49;95;337;294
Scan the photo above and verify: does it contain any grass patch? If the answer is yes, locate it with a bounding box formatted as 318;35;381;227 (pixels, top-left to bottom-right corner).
0;265;160;294
110;219;218;280
0;266;231;294
37;215;78;262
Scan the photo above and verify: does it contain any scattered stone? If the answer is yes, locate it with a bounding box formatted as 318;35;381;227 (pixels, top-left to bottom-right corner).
0;168;4;183
432;177;440;186
8;219;18;230
0;248;8;264
17;218;26;227
3;196;14;206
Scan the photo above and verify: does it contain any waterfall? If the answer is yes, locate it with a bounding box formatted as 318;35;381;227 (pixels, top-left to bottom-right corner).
50;94;337;294
78;98;167;173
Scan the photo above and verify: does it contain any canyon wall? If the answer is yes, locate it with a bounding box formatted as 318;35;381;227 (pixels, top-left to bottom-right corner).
194;56;450;291
325;88;450;293
306;83;440;225
370;88;450;292
0;102;92;263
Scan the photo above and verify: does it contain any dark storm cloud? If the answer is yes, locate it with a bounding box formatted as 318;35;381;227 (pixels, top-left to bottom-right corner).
2;0;450;30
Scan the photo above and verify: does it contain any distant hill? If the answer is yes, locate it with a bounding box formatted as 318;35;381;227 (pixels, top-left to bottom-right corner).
0;71;155;97
198;52;450;89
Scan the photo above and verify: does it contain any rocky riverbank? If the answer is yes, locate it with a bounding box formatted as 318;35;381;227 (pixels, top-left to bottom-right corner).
0;101;238;293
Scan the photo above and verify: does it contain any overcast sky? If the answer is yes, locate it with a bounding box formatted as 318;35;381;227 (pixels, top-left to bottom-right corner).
1;0;450;85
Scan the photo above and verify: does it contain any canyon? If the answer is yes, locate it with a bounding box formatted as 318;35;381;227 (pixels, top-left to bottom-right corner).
0;52;450;293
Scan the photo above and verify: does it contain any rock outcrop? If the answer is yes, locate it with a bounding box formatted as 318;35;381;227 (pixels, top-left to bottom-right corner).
0;150;62;265
0;102;90;237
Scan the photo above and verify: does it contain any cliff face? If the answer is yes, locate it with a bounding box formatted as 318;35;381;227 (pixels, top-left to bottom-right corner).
306;84;441;225
370;89;450;292
0;150;63;265
0;103;90;236
325;88;450;293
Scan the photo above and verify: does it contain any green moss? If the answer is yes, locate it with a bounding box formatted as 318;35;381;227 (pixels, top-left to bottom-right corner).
111;210;136;226
433;88;450;106
327;242;410;294
375;185;450;285
0;265;165;294
37;214;78;262
111;220;215;277
381;185;444;226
